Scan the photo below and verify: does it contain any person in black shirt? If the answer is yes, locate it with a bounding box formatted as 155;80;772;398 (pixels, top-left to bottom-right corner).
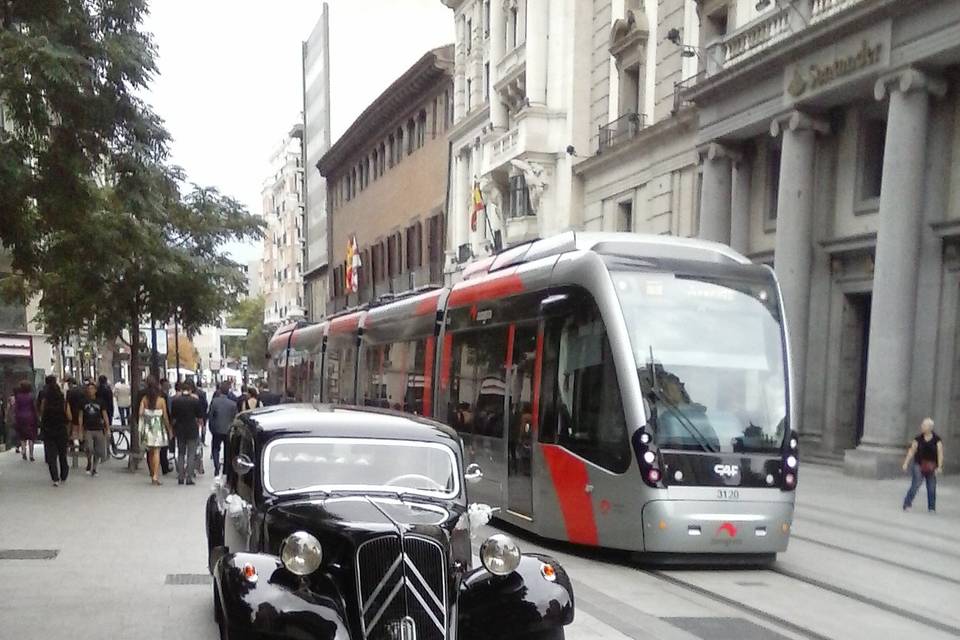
80;383;109;476
64;377;84;445
902;417;945;512
96;375;114;426
170;379;203;485
40;376;72;486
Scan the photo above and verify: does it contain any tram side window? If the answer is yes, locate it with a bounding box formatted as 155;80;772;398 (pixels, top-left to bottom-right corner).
325;341;357;405
446;328;508;438
543;296;630;473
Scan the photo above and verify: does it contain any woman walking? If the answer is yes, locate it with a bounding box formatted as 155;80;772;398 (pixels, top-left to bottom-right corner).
902;417;945;512
239;387;262;413
39;376;71;486
13;381;38;461
139;375;173;485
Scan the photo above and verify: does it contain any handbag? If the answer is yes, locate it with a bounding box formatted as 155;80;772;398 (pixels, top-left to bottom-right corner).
920;460;937;476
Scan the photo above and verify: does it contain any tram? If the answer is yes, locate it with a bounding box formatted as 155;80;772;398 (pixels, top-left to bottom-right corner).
267;232;797;559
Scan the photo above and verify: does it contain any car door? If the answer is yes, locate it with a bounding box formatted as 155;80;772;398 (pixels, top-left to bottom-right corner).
223;428;256;553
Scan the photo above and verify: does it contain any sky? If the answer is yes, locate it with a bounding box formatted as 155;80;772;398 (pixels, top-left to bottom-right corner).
143;0;455;263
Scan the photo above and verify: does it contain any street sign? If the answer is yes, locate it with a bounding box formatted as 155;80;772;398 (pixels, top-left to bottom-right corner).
63;346;75;358
221;327;248;337
241;356;249;366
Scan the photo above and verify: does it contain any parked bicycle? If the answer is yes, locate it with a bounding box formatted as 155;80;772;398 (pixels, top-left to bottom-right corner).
109;426;130;460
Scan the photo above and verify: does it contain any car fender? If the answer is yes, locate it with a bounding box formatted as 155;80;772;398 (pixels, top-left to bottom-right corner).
458;553;575;640
215;552;351;640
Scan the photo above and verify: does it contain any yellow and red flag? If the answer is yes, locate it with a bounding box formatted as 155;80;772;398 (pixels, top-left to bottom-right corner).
345;235;360;293
471;180;485;232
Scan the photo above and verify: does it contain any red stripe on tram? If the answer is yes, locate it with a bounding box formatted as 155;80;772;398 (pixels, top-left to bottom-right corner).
422;336;435;417
541;445;599;546
505;324;516;371
531;328;544;435
447;272;524;307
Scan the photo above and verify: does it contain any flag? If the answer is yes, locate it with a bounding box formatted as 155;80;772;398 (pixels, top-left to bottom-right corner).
471;180;485;232
345;235;360;293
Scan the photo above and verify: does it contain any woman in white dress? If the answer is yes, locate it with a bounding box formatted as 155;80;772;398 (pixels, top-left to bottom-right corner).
139;375;173;485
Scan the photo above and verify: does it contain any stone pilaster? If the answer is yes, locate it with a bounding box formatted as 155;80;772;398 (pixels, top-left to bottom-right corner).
730;153;751;255
770;111;830;442
697;142;734;244
845;69;947;478
489;0;507;129
525;0;548;105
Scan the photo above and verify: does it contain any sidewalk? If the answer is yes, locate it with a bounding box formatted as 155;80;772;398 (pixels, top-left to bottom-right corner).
0;445;217;640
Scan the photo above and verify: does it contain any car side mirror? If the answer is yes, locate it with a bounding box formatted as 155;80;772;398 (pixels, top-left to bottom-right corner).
465;463;483;485
233;454;254;476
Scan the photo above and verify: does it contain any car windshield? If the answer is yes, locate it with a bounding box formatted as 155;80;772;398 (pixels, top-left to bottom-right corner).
263;437;459;498
610;269;788;454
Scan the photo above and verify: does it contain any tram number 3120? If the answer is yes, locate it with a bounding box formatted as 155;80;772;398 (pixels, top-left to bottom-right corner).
716;489;740;500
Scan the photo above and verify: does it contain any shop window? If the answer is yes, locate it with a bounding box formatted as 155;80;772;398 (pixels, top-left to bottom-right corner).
858;115;886;206
538;290;630;473
447;327;508;438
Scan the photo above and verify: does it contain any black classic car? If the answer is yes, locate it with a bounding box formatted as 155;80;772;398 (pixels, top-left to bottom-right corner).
206;404;575;640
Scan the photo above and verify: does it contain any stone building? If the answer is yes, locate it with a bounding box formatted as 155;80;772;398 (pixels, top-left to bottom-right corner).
683;0;960;475
302;5;332;322
260;124;306;327
575;0;701;237
440;0;594;280
319;46;454;314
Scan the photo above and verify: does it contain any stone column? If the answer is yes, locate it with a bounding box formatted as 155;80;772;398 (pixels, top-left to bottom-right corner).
697;143;733;244
730;154;751;255
525;0;548;106
770;111;829;441
489;0;507;129
846;69;946;478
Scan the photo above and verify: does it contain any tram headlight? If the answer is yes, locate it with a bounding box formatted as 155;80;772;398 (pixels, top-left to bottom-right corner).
280;531;323;576
643;451;656;464
479;534;521;576
786;455;797;469
639;432;651;445
789;437;798;450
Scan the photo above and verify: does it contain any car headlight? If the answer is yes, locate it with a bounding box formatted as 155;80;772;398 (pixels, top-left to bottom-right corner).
280;531;323;576
479;534;521;576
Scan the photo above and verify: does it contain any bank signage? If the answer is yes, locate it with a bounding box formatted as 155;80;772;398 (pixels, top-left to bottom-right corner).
783;21;891;103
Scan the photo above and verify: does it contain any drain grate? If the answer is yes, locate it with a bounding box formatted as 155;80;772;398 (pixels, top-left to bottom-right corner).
0;549;59;560
664;617;792;640
165;573;212;586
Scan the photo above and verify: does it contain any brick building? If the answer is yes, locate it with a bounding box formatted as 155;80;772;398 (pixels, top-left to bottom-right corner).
319;46;454;314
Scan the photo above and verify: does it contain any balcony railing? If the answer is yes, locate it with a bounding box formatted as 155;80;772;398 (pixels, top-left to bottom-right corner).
597;112;646;153
721;5;791;67
811;0;866;23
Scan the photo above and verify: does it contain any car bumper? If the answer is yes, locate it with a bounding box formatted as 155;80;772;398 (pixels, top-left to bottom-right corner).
641;499;794;554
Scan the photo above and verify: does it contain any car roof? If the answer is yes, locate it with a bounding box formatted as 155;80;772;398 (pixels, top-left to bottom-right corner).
241;404;461;449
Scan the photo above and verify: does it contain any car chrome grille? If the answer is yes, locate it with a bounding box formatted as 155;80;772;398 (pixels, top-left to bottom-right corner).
357;534;447;640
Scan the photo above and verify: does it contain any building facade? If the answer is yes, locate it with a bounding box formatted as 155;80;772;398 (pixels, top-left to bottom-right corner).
302;5;332;322
319;47;454;314
260;124;306;327
441;0;594;280
575;0;701;238
684;0;960;475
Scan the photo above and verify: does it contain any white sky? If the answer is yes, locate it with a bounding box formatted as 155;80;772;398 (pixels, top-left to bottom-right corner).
144;0;455;263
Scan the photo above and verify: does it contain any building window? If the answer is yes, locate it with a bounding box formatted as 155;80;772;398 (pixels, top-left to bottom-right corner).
364;158;371;186
508;174;531;218
466;79;472;112
406;119;416;155
617;200;633;232
406;223;423;271
509;6;518;49
859;115;886;206
445;89;454;128
396;127;404;163
371;150;379;180
432;100;439;139
416;110;427;148
766;139;781;227
378;142;386;174
484;63;490;101
466;18;472;53
483;0;491;36
387;135;396;167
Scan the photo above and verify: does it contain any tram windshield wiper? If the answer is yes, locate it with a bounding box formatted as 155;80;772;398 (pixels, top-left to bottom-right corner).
644;347;719;454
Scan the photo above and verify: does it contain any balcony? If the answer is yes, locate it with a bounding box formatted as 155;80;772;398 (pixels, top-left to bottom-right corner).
490;127;520;164
811;0;866;23
597;112;646;154
719;5;792;69
496;42;526;84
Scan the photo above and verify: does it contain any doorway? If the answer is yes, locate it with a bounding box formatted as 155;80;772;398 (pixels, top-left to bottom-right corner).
837;292;872;450
507;324;537;518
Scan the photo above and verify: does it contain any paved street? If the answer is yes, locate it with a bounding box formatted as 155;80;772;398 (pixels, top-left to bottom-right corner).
0;447;958;640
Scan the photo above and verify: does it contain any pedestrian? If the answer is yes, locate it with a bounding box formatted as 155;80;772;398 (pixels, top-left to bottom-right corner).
113;378;131;427
40;376;71;486
13;381;38;461
207;381;238;476
64;377;84;451
239;387;262;413
194;382;208;476
96;375;114;427
80;382;109;476
158;378;174;475
170;379;203;485
139;375;173;485
902;417;945;512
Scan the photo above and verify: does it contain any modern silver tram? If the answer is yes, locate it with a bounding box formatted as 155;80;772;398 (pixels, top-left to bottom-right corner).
267;232;797;559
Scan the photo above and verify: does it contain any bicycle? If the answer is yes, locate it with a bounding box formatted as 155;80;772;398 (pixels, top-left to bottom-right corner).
109;426;130;460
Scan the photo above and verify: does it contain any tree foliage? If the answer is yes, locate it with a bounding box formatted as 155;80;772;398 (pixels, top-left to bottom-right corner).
224;295;268;371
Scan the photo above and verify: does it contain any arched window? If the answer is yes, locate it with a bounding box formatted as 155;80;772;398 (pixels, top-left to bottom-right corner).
396;128;404;164
406;119;416;155
378;142;386;174
387;135;395;168
364;156;371;185
416;110;427;148
372;150;379;180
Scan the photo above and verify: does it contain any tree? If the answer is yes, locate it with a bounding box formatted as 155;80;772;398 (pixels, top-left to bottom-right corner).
0;0;168;276
224;295;268;371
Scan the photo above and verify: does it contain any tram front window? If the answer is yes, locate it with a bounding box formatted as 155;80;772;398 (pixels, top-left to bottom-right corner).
611;269;788;454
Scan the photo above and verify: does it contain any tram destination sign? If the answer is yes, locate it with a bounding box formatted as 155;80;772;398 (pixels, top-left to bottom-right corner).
783;20;891;103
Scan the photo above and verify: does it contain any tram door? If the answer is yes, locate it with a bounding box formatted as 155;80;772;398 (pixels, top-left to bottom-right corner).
507;325;537;518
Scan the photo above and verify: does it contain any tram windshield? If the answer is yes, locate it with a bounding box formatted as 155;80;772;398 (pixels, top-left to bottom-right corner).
611;269;788;454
